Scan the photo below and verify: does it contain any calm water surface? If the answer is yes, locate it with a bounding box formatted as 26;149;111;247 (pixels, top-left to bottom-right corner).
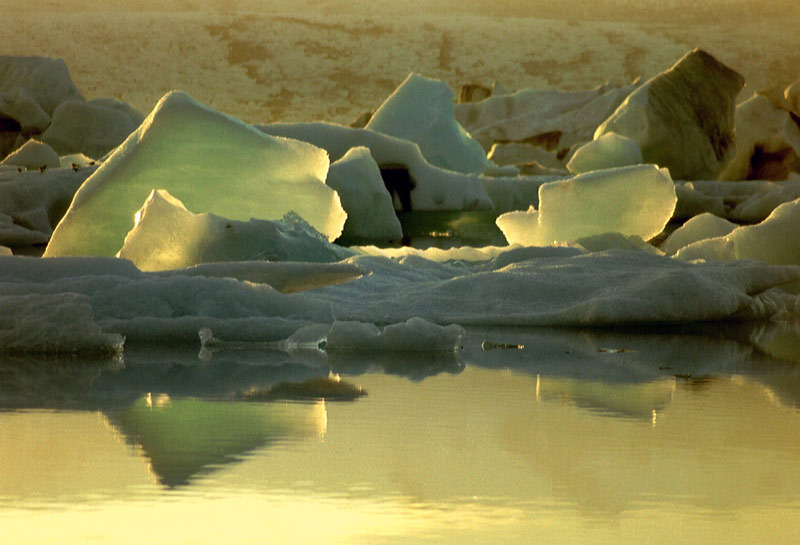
2;325;800;544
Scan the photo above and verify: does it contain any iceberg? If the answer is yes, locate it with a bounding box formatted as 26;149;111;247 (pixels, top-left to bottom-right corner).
0;139;60;170
0;163;96;249
326;317;464;353
0;90;50;134
365;73;493;174
566;132;643;174
595;49;743;180
0;56;84;117
674;179;800;222
660;213;737;255
495;165;676;246
44;91;346;257
455;82;634;153
718;94;800;181
326;147;403;242
259;122;493;211
676;198;800;265
117;189;353;271
39;99;140;160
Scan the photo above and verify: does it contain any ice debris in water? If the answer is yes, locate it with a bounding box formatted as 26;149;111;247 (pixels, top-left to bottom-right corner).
117;189;353;271
495;164;676;246
44;90;346;257
325;318;465;353
675;198;800;265
326;147;403;241
595;49;743;180
366;73;493;174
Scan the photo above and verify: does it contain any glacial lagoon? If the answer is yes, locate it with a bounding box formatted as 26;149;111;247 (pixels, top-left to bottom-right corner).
2;324;800;544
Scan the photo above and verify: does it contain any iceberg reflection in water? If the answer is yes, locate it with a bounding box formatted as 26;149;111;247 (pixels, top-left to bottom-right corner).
1;324;800;544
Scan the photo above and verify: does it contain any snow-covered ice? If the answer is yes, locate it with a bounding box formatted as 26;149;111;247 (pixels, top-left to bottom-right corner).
496;165;676;246
44;91;346;257
117;190;353;271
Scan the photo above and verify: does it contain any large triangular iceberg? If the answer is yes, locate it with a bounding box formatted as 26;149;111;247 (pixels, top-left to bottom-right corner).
44;91;346;257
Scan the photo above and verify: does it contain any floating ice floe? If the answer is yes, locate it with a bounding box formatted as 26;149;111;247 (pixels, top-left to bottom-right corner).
117;189;353;271
40;99;141;160
326;147;403;241
718;94;800;181
0;139;60;170
660;213;737;255
495;165;676;246
454;82;634;154
486;142;565;171
44;91;346;257
675;198;800;265
259;121;493;211
365;73;493;174
595;49;743;180
326;318;464;353
566;132;643;174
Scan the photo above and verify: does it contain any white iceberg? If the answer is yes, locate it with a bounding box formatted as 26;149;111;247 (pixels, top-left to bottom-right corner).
595;49;743;180
0;56;84;117
718;94;800;181
660;213;737;255
326;147;403;242
676;198;800;265
366;73;492;174
496;165;676;246
0;139;60;170
674;179;800;222
39;99;146;162
44;91;346;257
259;122;493;211
566;132;643;174
455;82;634;153
117;189;352;271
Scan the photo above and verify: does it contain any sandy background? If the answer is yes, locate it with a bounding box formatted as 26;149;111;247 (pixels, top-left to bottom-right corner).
3;0;800;124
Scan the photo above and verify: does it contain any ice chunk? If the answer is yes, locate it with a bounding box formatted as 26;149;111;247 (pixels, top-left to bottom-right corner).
326;147;402;241
595;49;743;180
0;292;123;356
326;317;464;353
566;132;642;173
366;73;492;174
574;232;662;255
0;56;84;116
455;82;634;153
487;142;565;170
674;179;800;222
0;89;50;133
39;99;140;160
44;91;346;257
676;198;800;265
718;94;800;181
87;97;145;128
0;163;96;249
496;165;677;246
660;213;737;255
117;189;352;271
259;122;492;211
0;139;60;170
